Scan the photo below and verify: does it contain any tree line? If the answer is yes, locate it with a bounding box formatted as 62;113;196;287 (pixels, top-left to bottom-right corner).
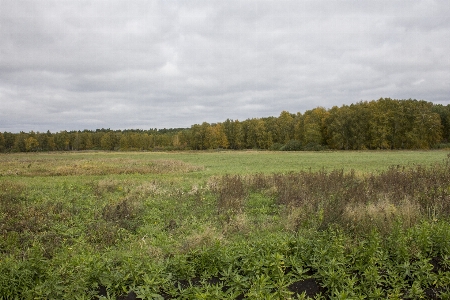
1;98;450;153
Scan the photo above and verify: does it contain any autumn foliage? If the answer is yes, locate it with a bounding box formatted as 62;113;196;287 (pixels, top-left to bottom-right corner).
2;98;449;152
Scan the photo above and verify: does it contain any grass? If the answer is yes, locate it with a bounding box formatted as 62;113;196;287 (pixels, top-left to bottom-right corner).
0;150;450;299
0;149;446;176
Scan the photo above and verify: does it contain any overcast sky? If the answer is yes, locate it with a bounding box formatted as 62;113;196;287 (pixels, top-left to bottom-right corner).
1;1;449;132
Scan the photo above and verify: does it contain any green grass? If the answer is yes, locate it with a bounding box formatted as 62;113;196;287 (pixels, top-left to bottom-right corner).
181;150;448;175
0;149;447;176
1;150;450;299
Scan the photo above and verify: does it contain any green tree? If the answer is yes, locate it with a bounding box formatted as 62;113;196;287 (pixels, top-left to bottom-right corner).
92;131;104;149
71;131;82;151
47;135;56;151
25;136;39;152
54;131;71;151
189;123;209;150
204;123;228;149
0;132;5;152
223;119;245;150
141;133;152;150
409;100;442;148
0;132;6;152
275;111;295;144
172;134;180;148
326;106;352;150
293;112;304;142
3;132;15;151
81;131;94;150
244;118;267;149
303;107;328;146
367;98;441;149
348;102;371;149
13;132;27;152
263;116;277;147
131;133;144;150
154;133;172;148
381;98;410;149
100;132;115;150
176;130;190;149
432;104;450;142
368;99;393;149
119;133;131;150
35;132;46;151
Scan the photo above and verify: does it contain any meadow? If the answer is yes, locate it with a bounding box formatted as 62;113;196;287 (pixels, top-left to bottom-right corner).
1;150;450;299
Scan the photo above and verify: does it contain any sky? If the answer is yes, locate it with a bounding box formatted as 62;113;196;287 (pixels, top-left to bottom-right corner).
1;1;449;133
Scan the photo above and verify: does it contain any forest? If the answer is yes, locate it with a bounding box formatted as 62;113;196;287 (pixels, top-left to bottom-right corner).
2;98;450;152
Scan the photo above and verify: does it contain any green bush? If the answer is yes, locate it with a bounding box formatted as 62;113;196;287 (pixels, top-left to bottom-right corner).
280;139;303;151
269;142;284;151
303;142;327;151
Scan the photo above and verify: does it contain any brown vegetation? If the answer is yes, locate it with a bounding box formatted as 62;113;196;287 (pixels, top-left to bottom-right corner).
213;155;450;235
0;158;203;176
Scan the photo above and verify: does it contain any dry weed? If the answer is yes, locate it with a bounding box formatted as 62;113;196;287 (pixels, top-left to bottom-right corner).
282;206;306;232
0;158;203;176
217;175;246;214
244;173;273;191
146;159;204;174
0;180;26;203
210;160;450;234
101;195;143;231
134;236;165;260
180;226;223;253
206;176;221;193
222;213;250;235
132;181;165;197
94;179;124;196
343;198;422;234
86;220;121;247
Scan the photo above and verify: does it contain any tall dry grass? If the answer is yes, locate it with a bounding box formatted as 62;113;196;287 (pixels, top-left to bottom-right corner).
0;158;203;176
216;175;247;215
213;155;450;235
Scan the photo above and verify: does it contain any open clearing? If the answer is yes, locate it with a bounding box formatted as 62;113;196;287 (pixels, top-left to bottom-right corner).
0;149;446;176
1;150;450;299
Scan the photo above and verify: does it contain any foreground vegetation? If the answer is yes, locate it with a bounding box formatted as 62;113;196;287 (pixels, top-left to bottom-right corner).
1;150;450;299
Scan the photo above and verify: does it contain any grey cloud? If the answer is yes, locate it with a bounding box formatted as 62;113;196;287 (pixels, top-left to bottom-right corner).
1;0;449;132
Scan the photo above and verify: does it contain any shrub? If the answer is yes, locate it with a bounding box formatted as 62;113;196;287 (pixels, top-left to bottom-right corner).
269;143;284;151
280;140;303;151
303;142;327;151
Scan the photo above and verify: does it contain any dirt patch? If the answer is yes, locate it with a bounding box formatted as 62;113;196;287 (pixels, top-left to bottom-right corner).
288;278;327;298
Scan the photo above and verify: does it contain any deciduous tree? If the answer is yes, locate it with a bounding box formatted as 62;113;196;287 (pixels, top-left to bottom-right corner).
223;119;244;150
303;107;328;146
0;132;5;152
25;136;39;152
275;111;295;144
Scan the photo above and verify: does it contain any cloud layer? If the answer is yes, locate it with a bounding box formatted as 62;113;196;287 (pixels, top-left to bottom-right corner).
1;0;449;132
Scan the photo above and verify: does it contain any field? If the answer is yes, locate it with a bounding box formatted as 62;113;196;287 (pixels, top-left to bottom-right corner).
1;150;450;299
